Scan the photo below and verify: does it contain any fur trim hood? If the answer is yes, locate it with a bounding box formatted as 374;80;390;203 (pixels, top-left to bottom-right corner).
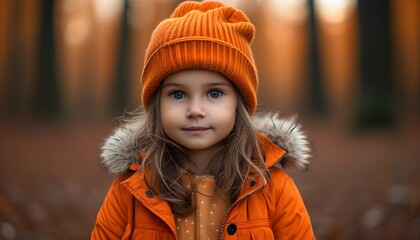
100;113;312;175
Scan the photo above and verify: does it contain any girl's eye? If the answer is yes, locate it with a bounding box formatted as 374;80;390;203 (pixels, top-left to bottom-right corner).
170;91;186;100
208;90;223;98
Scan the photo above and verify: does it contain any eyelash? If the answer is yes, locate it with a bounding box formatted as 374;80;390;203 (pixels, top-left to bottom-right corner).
169;91;186;100
168;89;224;100
207;89;223;99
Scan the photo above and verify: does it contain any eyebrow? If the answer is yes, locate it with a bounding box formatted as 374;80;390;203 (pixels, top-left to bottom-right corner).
161;83;181;88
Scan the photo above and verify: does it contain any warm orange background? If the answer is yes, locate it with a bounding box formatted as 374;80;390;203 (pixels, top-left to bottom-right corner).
0;0;419;239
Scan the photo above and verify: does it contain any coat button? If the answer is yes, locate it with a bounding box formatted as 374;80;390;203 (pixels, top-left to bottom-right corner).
227;224;237;235
250;180;257;187
145;189;154;198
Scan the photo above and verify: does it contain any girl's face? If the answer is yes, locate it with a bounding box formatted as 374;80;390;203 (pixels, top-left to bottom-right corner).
160;70;237;153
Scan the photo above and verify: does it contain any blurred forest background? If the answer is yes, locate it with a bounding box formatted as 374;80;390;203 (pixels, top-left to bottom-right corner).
0;0;419;239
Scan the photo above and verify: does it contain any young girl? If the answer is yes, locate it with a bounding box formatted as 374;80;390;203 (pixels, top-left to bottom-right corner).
91;1;314;239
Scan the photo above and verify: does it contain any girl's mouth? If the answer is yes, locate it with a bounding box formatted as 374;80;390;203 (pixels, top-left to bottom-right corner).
183;126;210;133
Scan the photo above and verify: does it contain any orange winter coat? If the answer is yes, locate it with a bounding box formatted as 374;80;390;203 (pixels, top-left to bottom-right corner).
91;114;315;239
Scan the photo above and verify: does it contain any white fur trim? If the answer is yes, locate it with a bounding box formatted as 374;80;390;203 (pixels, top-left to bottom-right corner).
252;113;312;171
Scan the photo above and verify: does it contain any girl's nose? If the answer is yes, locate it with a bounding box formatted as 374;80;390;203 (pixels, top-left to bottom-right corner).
187;98;206;119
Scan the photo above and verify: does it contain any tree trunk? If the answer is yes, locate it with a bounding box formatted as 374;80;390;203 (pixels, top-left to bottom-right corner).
33;0;60;119
354;0;395;129
113;0;131;114
307;0;327;117
6;1;23;118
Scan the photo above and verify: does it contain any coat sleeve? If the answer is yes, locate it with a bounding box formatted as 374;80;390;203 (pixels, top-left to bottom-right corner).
91;176;133;240
272;174;315;239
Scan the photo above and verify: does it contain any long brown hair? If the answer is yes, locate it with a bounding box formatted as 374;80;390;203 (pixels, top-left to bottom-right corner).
130;87;268;216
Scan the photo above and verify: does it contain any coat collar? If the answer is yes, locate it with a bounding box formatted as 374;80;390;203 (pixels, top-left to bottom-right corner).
120;168;178;237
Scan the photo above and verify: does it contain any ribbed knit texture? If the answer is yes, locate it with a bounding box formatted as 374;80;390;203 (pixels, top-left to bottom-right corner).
141;1;258;113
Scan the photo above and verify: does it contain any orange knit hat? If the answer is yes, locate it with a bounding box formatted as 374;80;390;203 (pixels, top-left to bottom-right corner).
141;1;258;113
